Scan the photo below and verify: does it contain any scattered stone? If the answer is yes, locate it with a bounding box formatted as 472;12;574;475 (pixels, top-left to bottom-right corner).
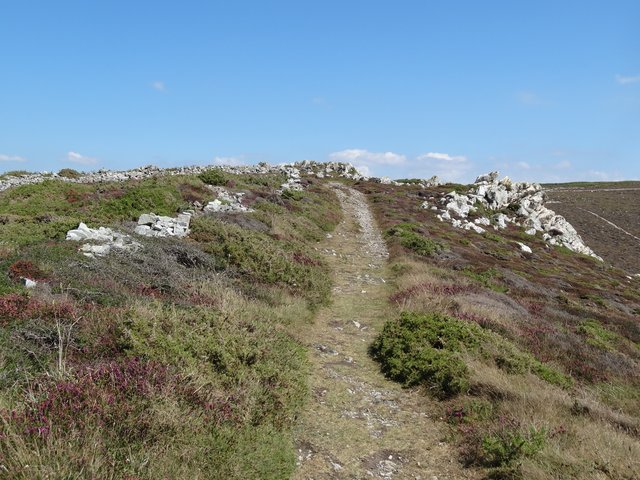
135;212;191;237
315;344;339;355
66;222;141;257
203;189;253;213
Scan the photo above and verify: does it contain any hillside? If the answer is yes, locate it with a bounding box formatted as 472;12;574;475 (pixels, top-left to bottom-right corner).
0;164;638;479
544;182;640;274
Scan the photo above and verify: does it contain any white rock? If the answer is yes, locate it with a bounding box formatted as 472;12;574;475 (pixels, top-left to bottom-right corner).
462;222;486;234
517;242;533;254
135;212;191;237
66;223;141;257
204;189;254;213
432;171;602;260
24;278;37;288
495;213;509;229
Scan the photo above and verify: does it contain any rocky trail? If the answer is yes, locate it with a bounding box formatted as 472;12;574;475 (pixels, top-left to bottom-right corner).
293;185;476;480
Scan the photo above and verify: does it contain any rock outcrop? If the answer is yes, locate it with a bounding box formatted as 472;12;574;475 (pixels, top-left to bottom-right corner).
431;172;602;260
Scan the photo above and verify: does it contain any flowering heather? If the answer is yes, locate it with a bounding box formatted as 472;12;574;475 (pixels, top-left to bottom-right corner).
1;357;241;443
2;358;171;441
0;294;77;324
8;260;44;281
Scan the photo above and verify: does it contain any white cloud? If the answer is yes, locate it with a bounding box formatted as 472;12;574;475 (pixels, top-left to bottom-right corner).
554;160;571;169
415;151;471;182
615;74;640;85
0;154;27;162
354;164;371;176
516;91;542;105
151;80;166;92
419;152;467;163
67;151;98;165
212;156;246;166
328;149;406;179
329;149;406;166
585;170;612;181
516;161;530;170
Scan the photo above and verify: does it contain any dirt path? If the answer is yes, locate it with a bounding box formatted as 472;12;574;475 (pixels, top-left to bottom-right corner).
293;185;476;480
576;207;640;244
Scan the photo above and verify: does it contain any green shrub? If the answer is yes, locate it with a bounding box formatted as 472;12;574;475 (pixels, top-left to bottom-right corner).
96;182;187;220
281;189;304;201
198;169;228;186
370;312;477;397
58;168;81;179
481;425;547;467
385;223;444;256
235;173;287;189
124;302;308;429
190;217;331;307
371;310;573;393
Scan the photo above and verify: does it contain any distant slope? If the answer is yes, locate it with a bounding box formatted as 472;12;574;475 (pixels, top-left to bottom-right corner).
545;182;640;274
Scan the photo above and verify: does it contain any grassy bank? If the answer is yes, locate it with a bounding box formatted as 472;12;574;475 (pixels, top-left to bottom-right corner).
360;181;640;479
0;172;341;478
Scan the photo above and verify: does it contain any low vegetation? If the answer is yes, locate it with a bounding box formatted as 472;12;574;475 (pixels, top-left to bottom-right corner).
0;171;341;478
1;169;639;479
361;181;640;479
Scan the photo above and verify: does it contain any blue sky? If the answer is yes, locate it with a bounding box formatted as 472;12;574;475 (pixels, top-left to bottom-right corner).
1;1;638;182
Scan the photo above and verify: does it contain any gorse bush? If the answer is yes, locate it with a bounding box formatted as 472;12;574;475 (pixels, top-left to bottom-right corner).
57;168;81;179
370;311;573;397
198;169;228;186
370;312;473;397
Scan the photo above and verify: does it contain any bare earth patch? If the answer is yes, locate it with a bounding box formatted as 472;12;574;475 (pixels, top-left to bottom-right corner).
293;185;478;480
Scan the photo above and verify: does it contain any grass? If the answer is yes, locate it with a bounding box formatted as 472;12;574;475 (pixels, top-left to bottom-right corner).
462;267;509;293
2;171;639;479
0;170;341;478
